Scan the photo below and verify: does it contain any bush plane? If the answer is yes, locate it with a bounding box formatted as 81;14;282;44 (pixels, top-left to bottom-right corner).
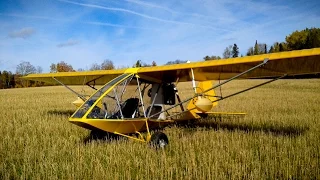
23;48;320;148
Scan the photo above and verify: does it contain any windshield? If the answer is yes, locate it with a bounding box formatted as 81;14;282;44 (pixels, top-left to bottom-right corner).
72;74;130;118
88;75;136;119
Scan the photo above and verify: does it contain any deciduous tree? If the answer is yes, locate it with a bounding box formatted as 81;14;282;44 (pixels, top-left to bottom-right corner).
50;61;74;72
56;61;74;72
165;59;187;65
286;29;308;50
16;61;36;75
203;56;221;60
223;45;233;59
286;28;320;50
50;63;57;73
0;71;15;88
36;66;43;73
90;63;101;70
101;59;115;70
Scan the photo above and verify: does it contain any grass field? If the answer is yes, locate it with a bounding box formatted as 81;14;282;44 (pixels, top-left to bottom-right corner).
0;79;319;179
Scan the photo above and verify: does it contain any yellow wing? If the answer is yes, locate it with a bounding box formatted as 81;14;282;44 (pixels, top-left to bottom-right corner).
23;69;126;85
23;48;320;84
138;48;320;82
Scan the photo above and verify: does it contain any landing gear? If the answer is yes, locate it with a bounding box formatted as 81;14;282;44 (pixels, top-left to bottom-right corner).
150;132;169;148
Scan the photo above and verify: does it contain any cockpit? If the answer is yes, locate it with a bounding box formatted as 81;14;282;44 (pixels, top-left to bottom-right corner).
71;73;176;120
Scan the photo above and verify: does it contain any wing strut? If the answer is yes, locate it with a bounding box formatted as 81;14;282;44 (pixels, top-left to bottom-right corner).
166;74;287;119
52;77;87;100
149;58;270;119
203;58;269;94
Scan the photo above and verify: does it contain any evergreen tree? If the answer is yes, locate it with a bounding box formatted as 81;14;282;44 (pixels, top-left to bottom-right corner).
203;56;210;60
254;40;259;55
273;42;280;52
0;71;2;89
152;61;157;66
269;46;274;53
247;47;254;56
1;71;9;88
232;44;239;57
264;44;267;54
135;60;142;67
279;43;283;52
9;73;15;88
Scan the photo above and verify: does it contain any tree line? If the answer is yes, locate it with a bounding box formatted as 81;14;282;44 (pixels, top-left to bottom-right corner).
0;61;44;89
0;59;157;89
203;27;320;60
1;27;319;89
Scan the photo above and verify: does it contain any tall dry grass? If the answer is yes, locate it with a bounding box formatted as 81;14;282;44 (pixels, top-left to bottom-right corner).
0;79;319;179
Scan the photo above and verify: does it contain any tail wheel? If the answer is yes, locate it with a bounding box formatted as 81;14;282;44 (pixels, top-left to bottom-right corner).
150;132;169;148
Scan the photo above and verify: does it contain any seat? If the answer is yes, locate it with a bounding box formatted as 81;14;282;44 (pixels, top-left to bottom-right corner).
146;105;162;119
121;98;139;118
109;98;139;119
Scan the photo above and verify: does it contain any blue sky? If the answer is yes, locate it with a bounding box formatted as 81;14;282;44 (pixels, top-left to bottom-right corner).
0;0;319;72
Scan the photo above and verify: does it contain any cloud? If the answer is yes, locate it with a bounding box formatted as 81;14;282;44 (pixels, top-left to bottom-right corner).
8;27;36;39
1;0;319;73
125;0;177;14
57;39;80;47
0;13;153;30
1;13;65;21
57;0;231;31
125;0;232;22
83;21;152;29
116;28;125;36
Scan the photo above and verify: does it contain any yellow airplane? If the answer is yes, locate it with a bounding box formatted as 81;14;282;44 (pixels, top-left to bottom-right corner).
24;48;320;148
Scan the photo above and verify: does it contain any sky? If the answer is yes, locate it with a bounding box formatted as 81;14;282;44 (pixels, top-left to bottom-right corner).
0;0;319;72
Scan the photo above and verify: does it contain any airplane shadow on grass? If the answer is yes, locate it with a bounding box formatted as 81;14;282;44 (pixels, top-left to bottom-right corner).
175;116;309;137
46;110;308;143
46;110;128;144
83;117;309;144
47;109;75;116
82;129;127;144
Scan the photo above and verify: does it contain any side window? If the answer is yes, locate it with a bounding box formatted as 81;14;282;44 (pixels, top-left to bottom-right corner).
72;74;129;118
87;75;141;119
86;76;151;120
